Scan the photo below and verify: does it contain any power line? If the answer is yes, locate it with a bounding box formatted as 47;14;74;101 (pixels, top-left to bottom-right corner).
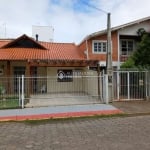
81;0;108;14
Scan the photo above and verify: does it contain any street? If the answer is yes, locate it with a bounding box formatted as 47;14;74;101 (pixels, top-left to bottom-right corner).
0;115;150;150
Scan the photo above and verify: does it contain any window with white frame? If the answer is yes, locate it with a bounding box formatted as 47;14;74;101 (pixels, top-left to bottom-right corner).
92;40;107;53
121;39;134;56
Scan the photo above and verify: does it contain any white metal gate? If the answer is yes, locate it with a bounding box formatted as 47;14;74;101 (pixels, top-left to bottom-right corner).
113;70;150;101
20;75;108;107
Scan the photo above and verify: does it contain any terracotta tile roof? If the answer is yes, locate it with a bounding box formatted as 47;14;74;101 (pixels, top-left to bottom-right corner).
0;40;85;61
0;40;11;48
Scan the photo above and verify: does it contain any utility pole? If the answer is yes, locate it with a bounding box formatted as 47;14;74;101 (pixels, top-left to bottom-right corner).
81;1;113;103
106;13;113;102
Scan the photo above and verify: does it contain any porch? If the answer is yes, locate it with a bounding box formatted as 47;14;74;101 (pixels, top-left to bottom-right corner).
24;74;107;107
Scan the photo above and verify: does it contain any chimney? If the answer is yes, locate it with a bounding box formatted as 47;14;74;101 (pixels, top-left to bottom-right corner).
35;34;38;42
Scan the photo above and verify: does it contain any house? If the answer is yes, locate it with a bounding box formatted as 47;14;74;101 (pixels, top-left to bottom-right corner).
78;16;150;70
0;34;99;102
77;16;150;101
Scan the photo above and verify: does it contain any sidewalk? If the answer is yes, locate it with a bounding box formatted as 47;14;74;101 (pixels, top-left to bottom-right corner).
0;104;122;121
112;101;150;114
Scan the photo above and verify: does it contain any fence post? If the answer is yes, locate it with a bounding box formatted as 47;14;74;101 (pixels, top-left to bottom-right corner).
97;64;101;101
19;77;21;107
146;71;150;100
105;74;109;104
127;72;130;100
117;71;120;100
21;75;24;109
147;71;150;99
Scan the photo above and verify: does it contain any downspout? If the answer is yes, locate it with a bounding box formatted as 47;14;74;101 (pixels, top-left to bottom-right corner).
85;38;90;71
117;31;120;100
117;32;120;70
85;39;89;60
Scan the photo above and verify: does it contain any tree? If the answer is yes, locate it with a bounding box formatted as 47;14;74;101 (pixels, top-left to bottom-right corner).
121;31;150;69
133;33;150;67
121;57;135;68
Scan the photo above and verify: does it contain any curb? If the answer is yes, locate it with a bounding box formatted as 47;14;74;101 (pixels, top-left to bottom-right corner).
0;109;123;122
124;112;150;117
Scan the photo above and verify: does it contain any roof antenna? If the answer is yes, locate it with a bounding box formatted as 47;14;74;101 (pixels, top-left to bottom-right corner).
35;34;38;42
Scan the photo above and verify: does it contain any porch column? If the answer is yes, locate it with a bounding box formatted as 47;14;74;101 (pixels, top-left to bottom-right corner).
6;61;11;93
97;64;101;101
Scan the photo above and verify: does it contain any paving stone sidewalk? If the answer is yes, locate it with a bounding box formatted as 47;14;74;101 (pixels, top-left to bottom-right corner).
112;100;150;114
0;101;150;149
0;115;150;150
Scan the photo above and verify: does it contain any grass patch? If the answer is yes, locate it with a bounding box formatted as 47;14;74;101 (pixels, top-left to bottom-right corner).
0;99;20;109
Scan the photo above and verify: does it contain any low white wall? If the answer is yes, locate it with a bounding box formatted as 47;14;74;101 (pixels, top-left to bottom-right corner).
47;67;99;96
47;67;85;93
83;70;98;96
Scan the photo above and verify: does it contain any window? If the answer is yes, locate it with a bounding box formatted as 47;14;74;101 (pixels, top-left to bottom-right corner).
121;40;134;56
92;40;107;53
57;70;73;82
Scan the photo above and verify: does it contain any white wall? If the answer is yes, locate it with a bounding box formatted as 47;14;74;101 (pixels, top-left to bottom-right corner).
47;67;85;93
46;67;99;97
118;21;150;35
83;70;98;96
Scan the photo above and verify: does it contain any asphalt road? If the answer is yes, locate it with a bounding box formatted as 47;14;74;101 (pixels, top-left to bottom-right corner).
0;115;150;150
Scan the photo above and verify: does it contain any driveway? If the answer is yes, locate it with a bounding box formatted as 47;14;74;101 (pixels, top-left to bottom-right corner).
0;115;150;150
112;100;150;114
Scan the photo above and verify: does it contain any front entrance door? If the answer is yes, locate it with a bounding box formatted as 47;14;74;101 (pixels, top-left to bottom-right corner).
30;66;37;93
14;67;25;93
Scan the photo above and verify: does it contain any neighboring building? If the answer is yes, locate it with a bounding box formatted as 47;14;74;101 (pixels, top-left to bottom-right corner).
32;25;54;42
78;16;150;70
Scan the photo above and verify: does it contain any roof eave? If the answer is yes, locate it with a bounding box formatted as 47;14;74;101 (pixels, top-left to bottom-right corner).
1;34;47;50
78;16;150;45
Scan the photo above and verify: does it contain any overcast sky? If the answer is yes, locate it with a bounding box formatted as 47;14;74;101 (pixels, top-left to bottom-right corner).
0;0;149;44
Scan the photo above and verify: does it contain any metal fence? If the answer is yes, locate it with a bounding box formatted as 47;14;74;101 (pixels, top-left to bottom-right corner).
0;76;24;109
1;70;149;109
113;70;150;101
24;75;108;107
0;74;108;108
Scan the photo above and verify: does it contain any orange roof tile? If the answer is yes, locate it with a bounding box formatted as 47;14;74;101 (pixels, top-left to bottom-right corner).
0;41;85;61
0;40;11;47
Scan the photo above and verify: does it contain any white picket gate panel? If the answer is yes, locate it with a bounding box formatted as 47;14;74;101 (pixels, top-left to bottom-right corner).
113;70;149;101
